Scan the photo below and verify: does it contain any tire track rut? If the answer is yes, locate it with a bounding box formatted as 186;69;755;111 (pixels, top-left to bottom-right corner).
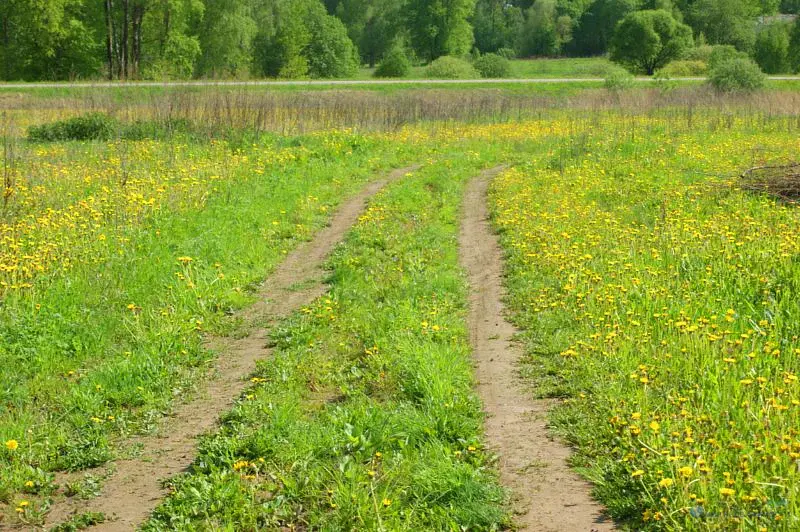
459;167;613;531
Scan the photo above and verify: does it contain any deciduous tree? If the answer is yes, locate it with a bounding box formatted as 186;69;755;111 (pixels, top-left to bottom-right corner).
404;0;477;61
610;9;693;74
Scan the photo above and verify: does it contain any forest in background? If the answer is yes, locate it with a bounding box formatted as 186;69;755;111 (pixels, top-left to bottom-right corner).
0;0;799;81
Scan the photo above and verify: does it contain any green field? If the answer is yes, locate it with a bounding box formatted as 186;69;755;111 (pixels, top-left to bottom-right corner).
354;57;616;79
1;91;800;530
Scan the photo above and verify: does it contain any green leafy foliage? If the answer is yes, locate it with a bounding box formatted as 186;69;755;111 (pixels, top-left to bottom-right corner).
27;114;199;142
603;65;636;90
306;10;360;78
657;59;708;77
791;20;800;73
518;0;561;56
0;0;101;80
473;0;523;54
754;23;791;74
473;53;513;78
374;45;411;77
708;56;766;92
27;114;119;142
571;0;638;56
610;10;694;75
326;0;403;67
403;0;476;61
683;45;715;63
196;0;257;78
687;0;757;52
495;46;517;59
0;0;795;80
707;44;751;69
425;56;479;79
253;0;358;79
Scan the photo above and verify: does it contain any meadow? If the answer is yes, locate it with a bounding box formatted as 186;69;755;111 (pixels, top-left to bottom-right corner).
491;117;800;529
1;88;800;530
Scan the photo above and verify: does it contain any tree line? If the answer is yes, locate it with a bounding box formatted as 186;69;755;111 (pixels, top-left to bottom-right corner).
0;0;798;81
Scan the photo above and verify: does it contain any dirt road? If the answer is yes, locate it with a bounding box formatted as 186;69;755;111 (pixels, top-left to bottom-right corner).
459;167;614;531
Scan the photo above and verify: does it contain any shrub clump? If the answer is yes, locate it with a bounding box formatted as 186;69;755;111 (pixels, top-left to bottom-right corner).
28;114;198;142
604;66;635;91
374;46;411;78
473;53;513;78
28;113;118;142
707;45;750;70
708;57;765;93
495;47;517;60
425;56;478;79
657;60;708;77
683;45;715;64
753;23;791;74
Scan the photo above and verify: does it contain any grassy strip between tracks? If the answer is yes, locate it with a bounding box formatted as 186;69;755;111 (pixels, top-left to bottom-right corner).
143;157;508;530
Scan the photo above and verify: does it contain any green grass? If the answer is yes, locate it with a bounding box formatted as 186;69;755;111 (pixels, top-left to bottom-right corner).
357;57;614;80
508;57;615;78
3;103;800;529
490;114;800;530
0;131;414;522
144;155;509;530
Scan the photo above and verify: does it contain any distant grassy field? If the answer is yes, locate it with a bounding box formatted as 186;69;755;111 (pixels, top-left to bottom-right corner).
356;57;616;80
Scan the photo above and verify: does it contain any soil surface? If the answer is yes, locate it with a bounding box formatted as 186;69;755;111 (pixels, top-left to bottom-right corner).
459;167;614;532
44;165;417;531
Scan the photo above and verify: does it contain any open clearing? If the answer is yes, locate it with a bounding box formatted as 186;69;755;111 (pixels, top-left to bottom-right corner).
1;88;800;530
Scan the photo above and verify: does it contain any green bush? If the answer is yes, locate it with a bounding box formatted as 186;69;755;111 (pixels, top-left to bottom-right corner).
708;57;766;93
753;23;791;74
683;45;715;63
473;53;513;78
657;60;708;77
27;115;199;142
791;20;800;73
495;47;517;60
707;45;749;70
28;113;118;142
604;66;636;91
374;46;411;78
425;56;478;79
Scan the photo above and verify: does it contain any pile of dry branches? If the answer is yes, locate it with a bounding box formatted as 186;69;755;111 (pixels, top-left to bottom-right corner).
741;163;800;203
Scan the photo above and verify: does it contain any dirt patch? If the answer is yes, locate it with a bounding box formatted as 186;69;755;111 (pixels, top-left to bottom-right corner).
459;167;614;531
44;165;418;531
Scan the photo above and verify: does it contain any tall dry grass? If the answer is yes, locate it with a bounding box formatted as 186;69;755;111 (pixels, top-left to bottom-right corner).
2;85;800;134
